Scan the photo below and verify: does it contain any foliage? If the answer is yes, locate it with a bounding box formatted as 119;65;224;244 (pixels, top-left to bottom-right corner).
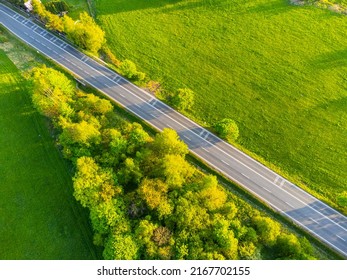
337;192;347;208
32;0;105;53
44;1;70;14
172;88;194;111
29;66;75;118
119;59;146;82
70;12;106;54
214;118;239;142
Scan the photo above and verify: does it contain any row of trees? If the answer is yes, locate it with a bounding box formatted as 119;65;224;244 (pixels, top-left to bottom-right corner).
31;0;105;54
28;65;317;260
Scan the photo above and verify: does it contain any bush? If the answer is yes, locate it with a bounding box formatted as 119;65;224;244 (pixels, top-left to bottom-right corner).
44;1;69;14
119;59;138;79
172;88;194;111
214;118;239;142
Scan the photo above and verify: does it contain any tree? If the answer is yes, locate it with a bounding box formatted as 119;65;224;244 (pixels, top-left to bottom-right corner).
160;154;194;189
45;12;64;32
198;175;227;211
103;233;138;260
175;193;210;232
60;120;101;146
214;118;239;142
68;12;105;54
117;158;143;186
73;157;121;208
337;192;347;208
77;93;113;115
274;233;302;259
150;128;189;157
125;122;151;154
138;178;172;217
253;216;281;247
30;66;75;119
211;215;239;259
119;59;138;79
172;88;194;111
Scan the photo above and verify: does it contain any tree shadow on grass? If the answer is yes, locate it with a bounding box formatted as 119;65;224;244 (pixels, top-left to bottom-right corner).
95;0;293;18
95;0;184;16
310;49;347;70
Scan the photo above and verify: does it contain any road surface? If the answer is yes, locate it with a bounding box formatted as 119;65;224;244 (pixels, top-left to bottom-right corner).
1;3;347;258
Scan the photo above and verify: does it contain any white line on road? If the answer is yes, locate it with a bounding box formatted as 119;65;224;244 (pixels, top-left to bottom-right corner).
221;160;230;166
274;176;280;184
336;235;346;242
285;202;294;208
263;187;272;193
201;147;209;153
310;218;319;224
183;135;191;141
150;113;157;118
241;172;249;179
119;93;125;97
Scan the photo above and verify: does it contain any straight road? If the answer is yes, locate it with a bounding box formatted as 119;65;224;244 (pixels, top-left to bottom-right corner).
1;3;347;258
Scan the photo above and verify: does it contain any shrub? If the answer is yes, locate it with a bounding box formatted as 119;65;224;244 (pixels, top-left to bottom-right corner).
119;59;138;79
172;88;194;111
214;118;239;142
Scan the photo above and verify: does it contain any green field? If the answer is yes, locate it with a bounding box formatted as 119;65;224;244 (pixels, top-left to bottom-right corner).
92;0;347;209
0;49;98;259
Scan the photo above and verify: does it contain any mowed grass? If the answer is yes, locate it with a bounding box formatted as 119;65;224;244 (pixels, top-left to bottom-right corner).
0;49;98;259
94;0;347;207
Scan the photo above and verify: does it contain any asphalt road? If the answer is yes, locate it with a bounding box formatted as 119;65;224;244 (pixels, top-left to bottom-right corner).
1;3;347;258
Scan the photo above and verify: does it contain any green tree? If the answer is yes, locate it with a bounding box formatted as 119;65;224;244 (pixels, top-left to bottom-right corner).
198;175;227;211
103;233;138;260
160;154;194;189
45;12;64;32
73;157;121;208
151;128;189;157
211;215;239;259
119;59;138;79
77;93;113;115
30;66;75;119
60;120;101;146
69;12;105;54
337;191;347;208
138;178;172;218
253;216;281;247
117;158;143;186
214;118;239;142
274;233;302;259
172;88;194;111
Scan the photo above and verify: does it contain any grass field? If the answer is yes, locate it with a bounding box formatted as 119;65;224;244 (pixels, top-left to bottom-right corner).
0;48;98;259
92;0;347;209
